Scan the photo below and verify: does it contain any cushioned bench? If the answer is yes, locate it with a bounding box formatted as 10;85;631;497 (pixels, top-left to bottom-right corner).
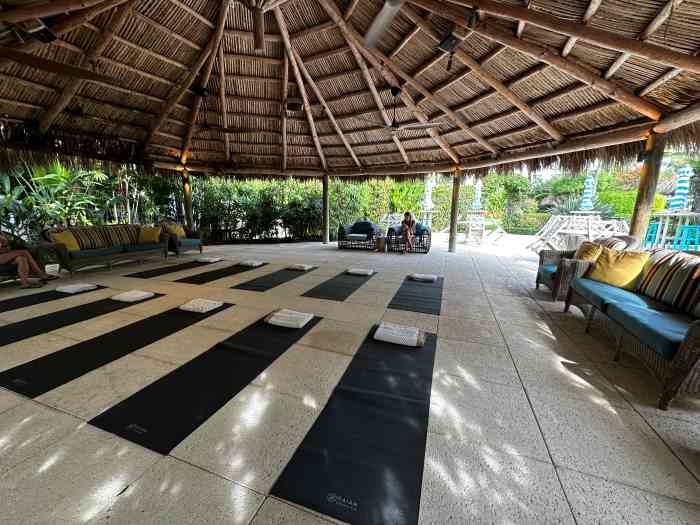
566;248;700;409
386;222;432;254
45;224;168;274
337;220;380;250
160;222;203;256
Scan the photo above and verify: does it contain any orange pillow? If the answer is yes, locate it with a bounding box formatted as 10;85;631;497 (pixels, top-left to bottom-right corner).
587;247;650;290
165;224;186;239
574;241;603;262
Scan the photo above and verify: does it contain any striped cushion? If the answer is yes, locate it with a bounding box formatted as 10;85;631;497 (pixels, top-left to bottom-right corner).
69;227;106;250
102;225;139;246
594;237;628;250
637;249;700;316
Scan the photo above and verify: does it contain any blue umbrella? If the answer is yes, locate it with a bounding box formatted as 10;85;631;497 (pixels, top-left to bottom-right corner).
579;173;597;211
471;178;483;210
667;165;692;210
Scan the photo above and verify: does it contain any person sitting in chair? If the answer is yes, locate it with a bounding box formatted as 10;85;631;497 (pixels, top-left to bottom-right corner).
401;211;416;254
0;234;57;288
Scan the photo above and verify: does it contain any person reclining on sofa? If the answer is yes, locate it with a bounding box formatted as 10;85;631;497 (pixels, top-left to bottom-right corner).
0;233;57;288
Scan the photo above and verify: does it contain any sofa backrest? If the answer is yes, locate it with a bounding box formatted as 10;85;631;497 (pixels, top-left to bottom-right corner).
636;249;700;317
351;221;375;235
47;225;142;250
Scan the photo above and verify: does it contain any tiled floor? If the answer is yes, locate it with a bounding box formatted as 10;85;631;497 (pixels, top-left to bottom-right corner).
0;234;698;524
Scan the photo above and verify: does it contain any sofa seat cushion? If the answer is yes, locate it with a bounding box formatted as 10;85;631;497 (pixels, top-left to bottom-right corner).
572;278;659;312
126;243;162;253
69;245;124;259
177;238;201;248
415;223;430;236
607;303;691;361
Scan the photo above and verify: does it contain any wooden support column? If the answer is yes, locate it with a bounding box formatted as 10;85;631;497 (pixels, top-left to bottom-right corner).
630;134;667;240
182;171;194;229
448;169;462;253
322;174;330;244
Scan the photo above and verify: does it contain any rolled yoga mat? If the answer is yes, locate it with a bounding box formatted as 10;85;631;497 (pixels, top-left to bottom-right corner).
272;326;438;525
90;314;322;454
175;263;267;285
302;272;375;302
0;303;232;398
125;260;213;279
233;268;315;292
0;285;105;314
0;294;161;348
387;276;444;316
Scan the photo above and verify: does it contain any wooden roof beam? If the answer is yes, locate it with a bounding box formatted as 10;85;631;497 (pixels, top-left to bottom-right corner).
413;0;664;121
218;46;231;162
145;0;229;149
294;49;362;167
604;0;686;80
435;0;700;74
274;7;327;170
0;0;128;67
318;0;461;164
168;0;214;28
38;0;137;134
180;0;231;164
345;39;410;164
402;5;563;142
562;0;602;57
344;0;361;20
281;52;289;170
0;0;107;24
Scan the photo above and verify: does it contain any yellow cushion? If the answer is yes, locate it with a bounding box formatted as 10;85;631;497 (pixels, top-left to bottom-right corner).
166;224;186;239
138;226;161;244
587;247;650;290
574;241;603;262
50;230;80;252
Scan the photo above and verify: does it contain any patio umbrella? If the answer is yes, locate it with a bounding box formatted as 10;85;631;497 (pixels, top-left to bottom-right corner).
579;173;597;211
667;164;692;210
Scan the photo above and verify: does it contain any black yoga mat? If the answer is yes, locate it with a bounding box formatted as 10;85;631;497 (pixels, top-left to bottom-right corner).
0;303;232;398
175;263;266;285
233;267;314;292
387;277;444;315
0;285;105;314
90;314;322;454
125;261;212;279
0;294;161;348
302;272;374;302
272;327;438;525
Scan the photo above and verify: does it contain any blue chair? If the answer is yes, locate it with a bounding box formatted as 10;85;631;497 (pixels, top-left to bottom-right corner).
644;222;660;248
672;225;700;252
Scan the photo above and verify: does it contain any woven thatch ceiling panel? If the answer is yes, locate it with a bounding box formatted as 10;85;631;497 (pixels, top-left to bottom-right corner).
1;0;700;174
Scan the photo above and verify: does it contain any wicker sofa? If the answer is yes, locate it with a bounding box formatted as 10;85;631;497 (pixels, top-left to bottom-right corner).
536;235;639;301
386;223;432;254
160;221;203;256
565;250;700;410
337;220;380;250
45;224;168;274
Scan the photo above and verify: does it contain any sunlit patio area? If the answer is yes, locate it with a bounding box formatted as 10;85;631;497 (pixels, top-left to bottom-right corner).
0;235;698;524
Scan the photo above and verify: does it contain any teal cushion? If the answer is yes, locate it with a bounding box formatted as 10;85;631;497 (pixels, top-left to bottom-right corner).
572;278;657;312
177;238;201;248
539;264;557;286
351;221;374;235
607;303;691;361
126;243;162;253
69;245;124;259
415;223;429;236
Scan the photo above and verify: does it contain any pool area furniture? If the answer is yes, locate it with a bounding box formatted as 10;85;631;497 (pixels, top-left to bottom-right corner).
337;220;381;250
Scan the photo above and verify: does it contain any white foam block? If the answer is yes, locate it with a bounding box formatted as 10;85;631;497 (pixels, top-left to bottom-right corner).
374;321;425;348
239;260;265;268
346;268;374;276
179;298;224;313
288;264;315;271
111;290;155;303
346;233;368;241
56;283;98;294
197;257;223;263
265;309;314;329
409;273;438;283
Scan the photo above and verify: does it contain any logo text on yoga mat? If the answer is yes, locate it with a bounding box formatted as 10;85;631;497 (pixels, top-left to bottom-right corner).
326;493;358;512
126;423;148;435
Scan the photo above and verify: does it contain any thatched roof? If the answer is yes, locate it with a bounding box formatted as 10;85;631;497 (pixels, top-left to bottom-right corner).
1;0;700;177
